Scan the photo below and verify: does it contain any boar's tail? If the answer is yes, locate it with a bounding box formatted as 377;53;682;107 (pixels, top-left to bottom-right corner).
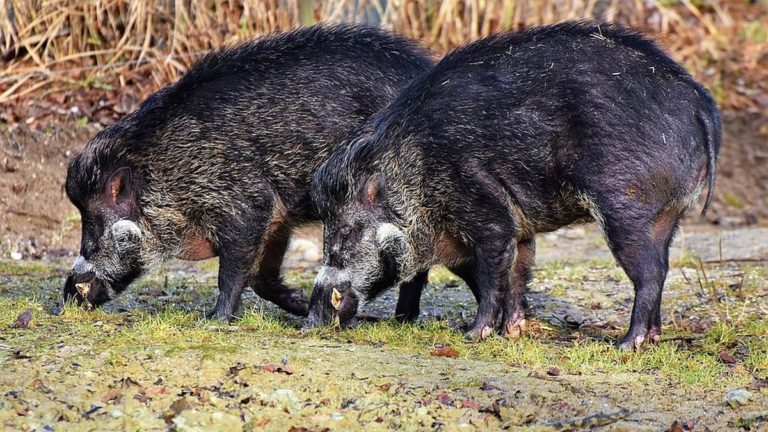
698;105;721;216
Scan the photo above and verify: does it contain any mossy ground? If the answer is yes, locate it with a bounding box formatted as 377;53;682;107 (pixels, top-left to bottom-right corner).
1;233;767;431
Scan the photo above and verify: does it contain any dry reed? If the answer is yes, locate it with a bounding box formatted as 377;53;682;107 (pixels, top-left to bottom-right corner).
0;0;766;120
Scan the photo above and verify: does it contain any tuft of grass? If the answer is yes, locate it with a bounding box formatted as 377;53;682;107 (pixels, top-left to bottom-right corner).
671;248;701;268
335;318;747;387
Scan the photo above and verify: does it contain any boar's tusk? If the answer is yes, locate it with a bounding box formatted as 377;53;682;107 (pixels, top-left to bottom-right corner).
75;282;91;297
331;288;343;310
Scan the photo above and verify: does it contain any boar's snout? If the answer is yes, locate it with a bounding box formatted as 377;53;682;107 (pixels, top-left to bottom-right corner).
305;266;359;329
62;256;109;310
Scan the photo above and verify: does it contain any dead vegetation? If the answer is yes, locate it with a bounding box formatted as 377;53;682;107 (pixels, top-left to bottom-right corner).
0;0;766;126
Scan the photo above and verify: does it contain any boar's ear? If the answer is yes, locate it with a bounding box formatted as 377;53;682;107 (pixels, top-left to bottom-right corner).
104;167;133;207
360;173;385;207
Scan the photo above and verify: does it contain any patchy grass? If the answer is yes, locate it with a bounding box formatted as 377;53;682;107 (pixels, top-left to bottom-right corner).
1;258;766;430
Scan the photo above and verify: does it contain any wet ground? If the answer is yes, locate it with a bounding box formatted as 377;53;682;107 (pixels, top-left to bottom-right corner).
1;224;766;431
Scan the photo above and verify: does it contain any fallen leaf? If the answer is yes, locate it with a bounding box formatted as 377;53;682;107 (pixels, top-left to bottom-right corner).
146;386;172;396
82;405;102;418
99;389;123;404
437;391;453;406
480;381;500;391
667;420;684;432
134;391;149;404
30;378;51;394
378;383;393;392
254;418;272;428
12;309;32;328
430;346;459;358
748;376;768;391
461;400;481;409
719;351;737;364
229;362;246;376
258;364;294;375
163;397;194;422
120;377;142;388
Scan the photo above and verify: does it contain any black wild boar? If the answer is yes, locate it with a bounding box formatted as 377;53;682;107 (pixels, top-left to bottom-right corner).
307;22;720;349
63;24;433;321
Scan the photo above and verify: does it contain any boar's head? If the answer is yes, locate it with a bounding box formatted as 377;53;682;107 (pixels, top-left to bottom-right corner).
307;172;409;328
63;138;153;310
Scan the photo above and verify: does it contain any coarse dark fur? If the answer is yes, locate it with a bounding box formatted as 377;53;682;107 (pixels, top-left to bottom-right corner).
63;24;433;320
309;21;721;348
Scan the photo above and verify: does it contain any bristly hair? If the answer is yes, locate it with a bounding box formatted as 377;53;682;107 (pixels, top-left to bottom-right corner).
68;23;433;210
310;20;713;220
172;23;432;105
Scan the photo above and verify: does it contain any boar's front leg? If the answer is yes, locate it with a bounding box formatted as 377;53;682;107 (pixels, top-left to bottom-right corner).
394;262;482;323
249;224;309;316
464;225;517;341
209;246;256;322
208;206;271;322
394;271;428;323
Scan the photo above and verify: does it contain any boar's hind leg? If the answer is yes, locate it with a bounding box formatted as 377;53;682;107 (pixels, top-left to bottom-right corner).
394;271;429;323
394;264;482;323
647;207;684;343
600;205;680;350
250;225;309;316
500;238;535;339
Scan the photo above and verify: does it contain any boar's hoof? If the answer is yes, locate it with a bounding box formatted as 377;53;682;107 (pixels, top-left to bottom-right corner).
501;318;526;339
276;291;309;317
618;327;662;350
647;326;662;344
618;335;645;351
464;325;494;341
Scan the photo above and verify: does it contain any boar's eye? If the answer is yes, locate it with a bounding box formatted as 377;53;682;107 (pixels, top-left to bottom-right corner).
338;225;353;239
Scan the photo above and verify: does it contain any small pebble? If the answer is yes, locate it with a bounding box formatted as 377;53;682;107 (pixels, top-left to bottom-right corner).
724;389;752;408
10;251;22;260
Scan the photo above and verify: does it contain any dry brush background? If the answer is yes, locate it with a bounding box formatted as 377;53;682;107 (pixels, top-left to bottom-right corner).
0;0;767;223
2;1;767;120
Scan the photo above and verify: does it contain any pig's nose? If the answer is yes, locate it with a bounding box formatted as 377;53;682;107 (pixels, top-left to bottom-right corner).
71;270;96;285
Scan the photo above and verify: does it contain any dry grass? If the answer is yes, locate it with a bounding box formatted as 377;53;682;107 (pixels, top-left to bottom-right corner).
0;0;766;121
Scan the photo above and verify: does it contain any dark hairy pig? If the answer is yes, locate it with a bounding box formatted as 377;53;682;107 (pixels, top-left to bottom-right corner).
63;24;433;321
308;22;720;349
